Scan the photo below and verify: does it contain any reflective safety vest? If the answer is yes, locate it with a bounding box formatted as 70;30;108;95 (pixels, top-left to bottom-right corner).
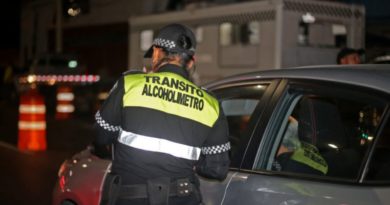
290;142;328;175
123;72;220;127
95;65;231;185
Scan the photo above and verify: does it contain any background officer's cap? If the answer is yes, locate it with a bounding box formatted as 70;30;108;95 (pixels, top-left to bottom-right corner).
336;47;365;64
144;24;196;58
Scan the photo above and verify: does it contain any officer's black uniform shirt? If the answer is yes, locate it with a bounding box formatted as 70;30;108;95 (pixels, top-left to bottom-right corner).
94;64;230;185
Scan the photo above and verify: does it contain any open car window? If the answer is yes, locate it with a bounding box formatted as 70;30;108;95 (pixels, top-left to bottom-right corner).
214;84;269;168
255;81;387;181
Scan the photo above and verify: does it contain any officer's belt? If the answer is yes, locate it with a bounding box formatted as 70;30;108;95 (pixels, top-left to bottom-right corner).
118;178;194;199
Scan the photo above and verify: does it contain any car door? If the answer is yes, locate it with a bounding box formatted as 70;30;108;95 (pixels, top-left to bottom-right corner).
199;79;280;204
364;111;390;201
221;79;390;205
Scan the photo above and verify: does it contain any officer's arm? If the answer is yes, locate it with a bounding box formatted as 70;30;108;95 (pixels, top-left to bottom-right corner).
196;110;231;181
94;78;123;146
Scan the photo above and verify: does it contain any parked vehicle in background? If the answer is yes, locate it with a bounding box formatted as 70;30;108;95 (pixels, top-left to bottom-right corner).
29;53;86;75
372;54;390;64
53;64;390;205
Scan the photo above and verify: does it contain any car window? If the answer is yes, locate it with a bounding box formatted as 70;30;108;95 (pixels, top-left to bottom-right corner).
214;84;268;168
255;82;386;180
365;116;390;182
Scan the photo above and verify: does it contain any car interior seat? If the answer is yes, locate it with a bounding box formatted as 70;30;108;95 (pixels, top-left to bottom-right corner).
274;97;330;176
297;96;360;178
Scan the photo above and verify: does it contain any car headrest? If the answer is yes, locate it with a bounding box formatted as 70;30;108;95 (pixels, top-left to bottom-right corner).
298;97;346;149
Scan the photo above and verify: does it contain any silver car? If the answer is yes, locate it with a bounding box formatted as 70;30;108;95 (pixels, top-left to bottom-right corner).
53;65;390;205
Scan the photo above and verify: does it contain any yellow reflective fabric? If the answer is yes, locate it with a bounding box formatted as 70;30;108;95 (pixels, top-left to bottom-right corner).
290;142;328;175
123;72;219;127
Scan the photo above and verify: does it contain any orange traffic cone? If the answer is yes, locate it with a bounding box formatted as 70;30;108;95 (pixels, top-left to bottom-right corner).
55;86;75;120
18;88;47;151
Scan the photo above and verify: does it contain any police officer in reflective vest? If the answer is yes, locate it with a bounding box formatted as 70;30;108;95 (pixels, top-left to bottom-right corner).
94;24;231;205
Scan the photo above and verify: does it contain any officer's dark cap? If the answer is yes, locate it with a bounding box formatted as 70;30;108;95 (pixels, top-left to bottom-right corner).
144;24;196;58
337;47;365;64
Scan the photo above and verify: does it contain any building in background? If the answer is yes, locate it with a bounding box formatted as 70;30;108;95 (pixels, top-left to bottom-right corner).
130;0;364;83
20;0;365;83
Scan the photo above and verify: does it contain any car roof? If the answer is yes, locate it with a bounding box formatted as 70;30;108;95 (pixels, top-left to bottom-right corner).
205;64;390;94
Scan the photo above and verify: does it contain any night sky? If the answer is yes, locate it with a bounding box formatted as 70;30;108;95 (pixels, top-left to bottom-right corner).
356;0;390;20
0;1;21;49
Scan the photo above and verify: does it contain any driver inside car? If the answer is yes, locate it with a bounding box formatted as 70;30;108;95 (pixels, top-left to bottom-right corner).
273;115;328;176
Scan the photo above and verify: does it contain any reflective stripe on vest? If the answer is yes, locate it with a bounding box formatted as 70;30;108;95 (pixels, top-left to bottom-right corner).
123;72;220;127
290;142;328;175
119;130;201;160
